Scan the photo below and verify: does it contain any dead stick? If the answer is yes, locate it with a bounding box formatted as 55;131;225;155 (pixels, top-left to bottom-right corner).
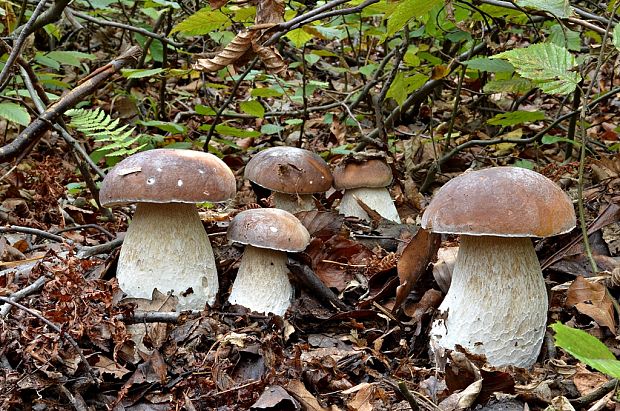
570;379;618;407
0;276;49;317
287;257;350;311
0;296;99;384
0;46;142;162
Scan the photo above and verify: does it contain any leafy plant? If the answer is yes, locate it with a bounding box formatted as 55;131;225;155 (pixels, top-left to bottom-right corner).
65;108;146;158
551;322;620;379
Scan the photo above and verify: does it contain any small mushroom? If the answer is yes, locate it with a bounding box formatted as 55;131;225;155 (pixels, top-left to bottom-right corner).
99;149;236;310
227;208;310;315
421;167;576;367
333;158;400;223
244;147;333;213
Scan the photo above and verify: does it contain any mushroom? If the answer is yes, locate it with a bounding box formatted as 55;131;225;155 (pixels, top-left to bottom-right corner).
99;149;236;310
332;158;401;223
244;147;333;213
421;167;575;367
227;208;310;315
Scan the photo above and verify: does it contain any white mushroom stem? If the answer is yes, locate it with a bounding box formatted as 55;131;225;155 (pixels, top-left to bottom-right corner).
430;235;547;368
117;202;218;311
339;187;401;223
272;192;316;214
228;245;294;316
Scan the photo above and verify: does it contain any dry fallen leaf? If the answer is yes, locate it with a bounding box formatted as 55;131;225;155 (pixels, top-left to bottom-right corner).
286;380;331;411
194;31;255;72
565;275;616;333
394;228;441;312
251;385;300;410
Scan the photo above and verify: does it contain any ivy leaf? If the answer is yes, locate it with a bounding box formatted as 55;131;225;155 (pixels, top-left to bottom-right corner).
516;0;573;18
171;8;230;35
386;0;442;36
551;323;620;379
0;103;30;126
491;43;581;95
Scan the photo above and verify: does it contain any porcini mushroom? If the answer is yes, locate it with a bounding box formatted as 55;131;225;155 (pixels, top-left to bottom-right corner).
244;147;333;213
333;158;401;223
227;208;310;315
99;149;236;310
421;167;575;367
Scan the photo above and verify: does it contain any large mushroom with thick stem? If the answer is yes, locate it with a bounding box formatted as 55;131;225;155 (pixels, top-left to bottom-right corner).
227;208;310;316
244;147;333;214
99;149;236;310
333;158;401;223
421;167;575;368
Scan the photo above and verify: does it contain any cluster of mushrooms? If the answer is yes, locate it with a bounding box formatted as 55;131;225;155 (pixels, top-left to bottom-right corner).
100;148;575;369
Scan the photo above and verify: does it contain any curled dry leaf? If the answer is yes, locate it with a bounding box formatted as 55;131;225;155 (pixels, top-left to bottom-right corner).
253;42;287;74
393;228;441;312
194;31;255;72
565;275;616;333
251;385;300;410
255;0;285;25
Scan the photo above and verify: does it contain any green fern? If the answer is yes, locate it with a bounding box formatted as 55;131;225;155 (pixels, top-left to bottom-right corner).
65;108;146;158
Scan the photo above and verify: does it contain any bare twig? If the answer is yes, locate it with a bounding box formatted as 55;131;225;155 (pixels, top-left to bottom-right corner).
0;276;49;317
0;225;69;243
77;237;123;258
0;296;99;384
287;256;350;311
570;379;618;407
114;310;202;323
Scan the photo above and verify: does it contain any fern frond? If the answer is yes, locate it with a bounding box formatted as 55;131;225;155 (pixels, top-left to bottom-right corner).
66;108;144;158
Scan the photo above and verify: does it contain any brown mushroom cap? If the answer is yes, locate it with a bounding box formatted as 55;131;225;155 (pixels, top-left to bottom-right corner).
421;167;576;237
99;149;236;207
244;147;332;194
227;208;310;252
332;159;393;190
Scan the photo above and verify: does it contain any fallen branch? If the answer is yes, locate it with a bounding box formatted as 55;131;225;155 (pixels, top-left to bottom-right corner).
77;237;123;258
287;256;350;311
0;46;142;163
114;310;202;324
570;379;618;407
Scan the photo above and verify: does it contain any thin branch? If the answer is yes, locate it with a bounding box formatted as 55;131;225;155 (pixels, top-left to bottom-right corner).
0;225;69;243
77;237;123;258
0;276;49;317
0;0;50;92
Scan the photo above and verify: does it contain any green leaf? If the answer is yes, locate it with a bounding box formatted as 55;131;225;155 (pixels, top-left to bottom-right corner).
541;134;580;146
285;28;315;48
386;72;427;106
491;43;581;95
251;88;283;98
171;8;230;35
45;51;96;67
613;24;620;52
551;323;620;379
261;124;284;135
483;78;534;94
463;57;514;73
386;0;442;36
548;24;581;51
487;110;545;126
239;100;265;118
139;120;186;134
516;0;573;18
195;104;216;115
0;103;30;126
210;124;261;138
122;68;165;78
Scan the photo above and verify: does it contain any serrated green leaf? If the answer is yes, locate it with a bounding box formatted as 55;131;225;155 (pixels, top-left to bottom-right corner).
0;103;30;126
487;110;545;126
386;72;427;106
285;28;315;48
491;43;581;95
139;120;186;134
613;24;620;52
122;68;165;78
239;100;265;118
45;51;96;67
386;0;442;36
463;57;514;73
170;8;230;35
551;323;620;379
516;0;573;18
